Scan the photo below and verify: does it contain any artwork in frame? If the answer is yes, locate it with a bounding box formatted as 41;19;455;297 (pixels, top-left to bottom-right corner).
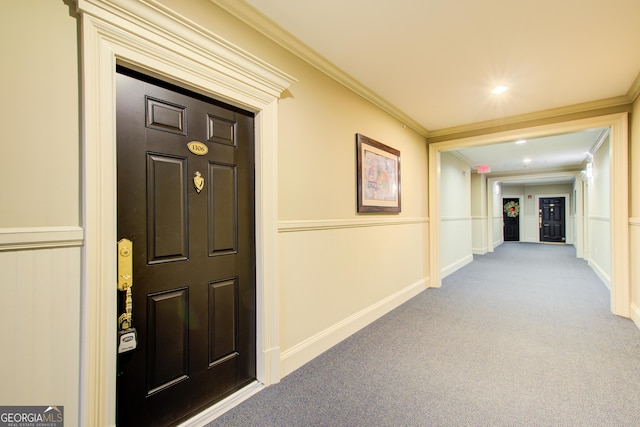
356;133;401;213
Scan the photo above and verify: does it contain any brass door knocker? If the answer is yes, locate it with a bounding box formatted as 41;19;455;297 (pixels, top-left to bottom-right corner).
193;171;204;193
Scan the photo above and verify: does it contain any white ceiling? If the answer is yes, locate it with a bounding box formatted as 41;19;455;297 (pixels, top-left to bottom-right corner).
236;0;639;178
450;126;608;174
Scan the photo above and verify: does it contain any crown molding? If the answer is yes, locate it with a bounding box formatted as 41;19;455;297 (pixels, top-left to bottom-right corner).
213;1;639;141
447;150;473;167
210;0;429;137
589;127;610;155
489;170;581;182
77;0;296;105
626;72;640;103
427;96;633;141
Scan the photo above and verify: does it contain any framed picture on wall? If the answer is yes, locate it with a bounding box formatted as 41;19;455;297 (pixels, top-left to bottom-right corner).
356;133;401;213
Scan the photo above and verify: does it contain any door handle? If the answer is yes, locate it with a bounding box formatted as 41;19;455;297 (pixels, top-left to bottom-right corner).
117;238;133;291
117;238;137;353
117;238;133;329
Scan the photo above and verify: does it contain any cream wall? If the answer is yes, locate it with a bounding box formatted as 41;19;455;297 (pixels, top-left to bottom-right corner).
2;2;429;423
174;1;430;373
588;137;612;287
0;1;79;227
275;60;429;372
0;3;81;427
470;173;488;253
631;97;640;326
572;175;586;258
439;152;473;276
2;0;638;425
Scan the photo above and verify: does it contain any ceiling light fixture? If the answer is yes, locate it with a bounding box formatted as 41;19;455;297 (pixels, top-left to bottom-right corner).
515;139;527;144
491;85;508;94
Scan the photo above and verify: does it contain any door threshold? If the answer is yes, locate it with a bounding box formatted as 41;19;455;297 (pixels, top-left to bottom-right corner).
542;242;566;245
176;381;265;427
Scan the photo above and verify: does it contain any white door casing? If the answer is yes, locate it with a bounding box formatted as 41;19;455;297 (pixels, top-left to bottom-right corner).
428;113;629;316
77;0;295;425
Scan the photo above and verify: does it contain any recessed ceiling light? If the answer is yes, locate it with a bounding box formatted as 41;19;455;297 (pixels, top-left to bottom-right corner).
491;85;508;95
515;139;527;144
523;158;532;164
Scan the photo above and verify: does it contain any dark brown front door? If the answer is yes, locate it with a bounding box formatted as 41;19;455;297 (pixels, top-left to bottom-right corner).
539;197;566;243
115;67;256;426
503;198;520;241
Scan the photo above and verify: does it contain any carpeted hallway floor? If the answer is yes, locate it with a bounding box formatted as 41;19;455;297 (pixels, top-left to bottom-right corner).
207;242;640;426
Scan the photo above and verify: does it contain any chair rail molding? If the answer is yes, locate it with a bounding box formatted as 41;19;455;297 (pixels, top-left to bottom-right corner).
0;226;83;251
278;217;428;233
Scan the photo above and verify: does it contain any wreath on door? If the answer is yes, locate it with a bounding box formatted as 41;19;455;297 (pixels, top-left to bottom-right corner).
504;201;520;217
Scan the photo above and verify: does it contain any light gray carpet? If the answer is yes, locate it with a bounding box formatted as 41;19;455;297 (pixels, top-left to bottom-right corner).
207;243;640;426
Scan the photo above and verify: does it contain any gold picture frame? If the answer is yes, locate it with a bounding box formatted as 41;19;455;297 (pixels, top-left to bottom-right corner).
356;133;401;213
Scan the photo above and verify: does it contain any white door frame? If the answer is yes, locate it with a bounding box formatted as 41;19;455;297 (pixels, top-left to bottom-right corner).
429;113;629;316
534;193;572;243
77;1;295;425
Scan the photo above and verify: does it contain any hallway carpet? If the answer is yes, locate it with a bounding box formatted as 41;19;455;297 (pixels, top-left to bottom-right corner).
207;243;640;426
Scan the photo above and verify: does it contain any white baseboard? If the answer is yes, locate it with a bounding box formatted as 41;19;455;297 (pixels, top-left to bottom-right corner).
441;254;474;279
588;259;611;290
630;303;640;331
472;247;487;255
280;278;426;377
521;237;539;243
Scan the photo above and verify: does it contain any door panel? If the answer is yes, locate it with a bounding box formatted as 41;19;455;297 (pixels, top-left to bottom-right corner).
539;197;566;242
503;198;520;241
116;66;256;427
147;154;188;262
209;278;239;366
146;97;187;135
147;288;190;395
208;115;237;146
208;162;238;256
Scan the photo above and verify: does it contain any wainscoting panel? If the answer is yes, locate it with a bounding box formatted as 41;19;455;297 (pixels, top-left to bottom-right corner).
630;218;640;330
492;216;503;248
588;216;612;289
0;227;82;427
471;216;487;254
278;218;428;376
522;214;540;243
440;216;473;277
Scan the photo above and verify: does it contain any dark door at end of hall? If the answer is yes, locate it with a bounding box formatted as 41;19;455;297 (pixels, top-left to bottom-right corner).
115;66;256;427
503;198;520;241
539;197;566;243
